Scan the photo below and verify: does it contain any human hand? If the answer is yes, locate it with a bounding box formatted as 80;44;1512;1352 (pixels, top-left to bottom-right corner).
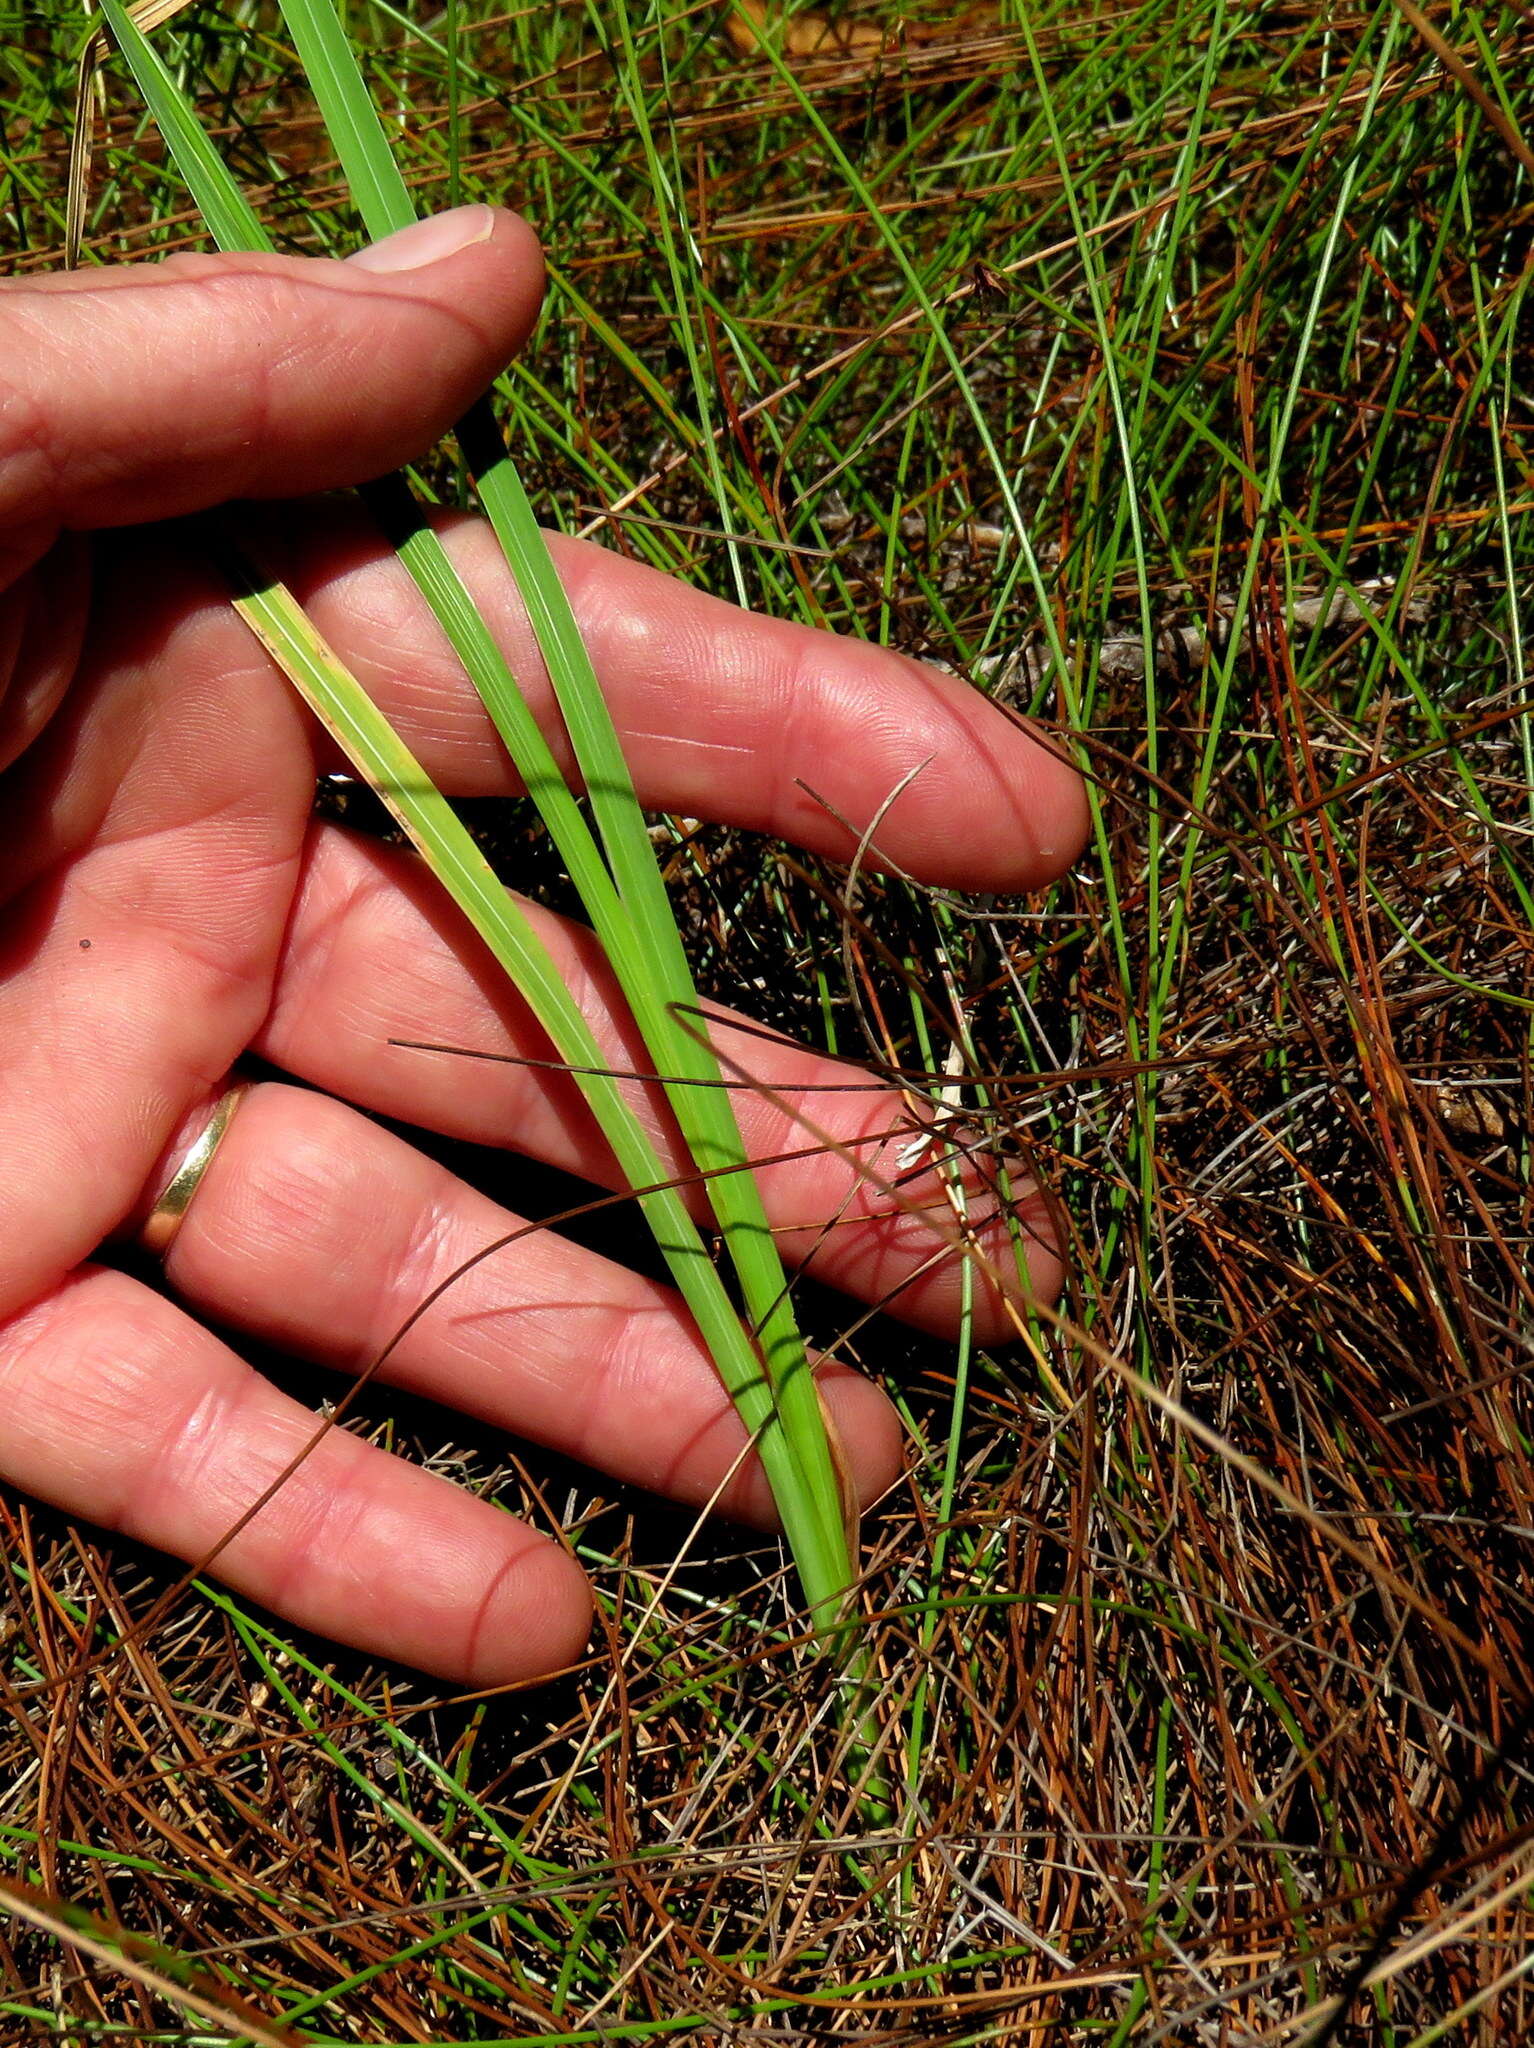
0;207;1087;1686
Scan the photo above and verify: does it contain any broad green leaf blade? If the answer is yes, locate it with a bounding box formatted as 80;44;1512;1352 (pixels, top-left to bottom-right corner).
214;539;854;1623
276;0;415;235
459;423;853;1577
98;0;856;1623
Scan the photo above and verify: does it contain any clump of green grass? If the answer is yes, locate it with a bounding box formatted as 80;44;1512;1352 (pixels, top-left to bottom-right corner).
3;1;1533;2043
98;0;859;1638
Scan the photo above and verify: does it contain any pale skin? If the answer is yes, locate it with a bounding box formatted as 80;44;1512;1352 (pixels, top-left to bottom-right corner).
0;205;1088;1687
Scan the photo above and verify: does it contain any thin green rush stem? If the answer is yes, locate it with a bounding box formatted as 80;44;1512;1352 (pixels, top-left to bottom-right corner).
727;5;1075;673
1015;13;1167;1275
607;0;752;608
894;939;975;1877
205;1605;598;2018
727;12;1146;1194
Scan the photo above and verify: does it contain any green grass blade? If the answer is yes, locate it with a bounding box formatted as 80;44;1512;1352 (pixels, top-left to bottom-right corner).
275;0;415;234
457;423;851;1575
275;0;852;1587
214;537;853;1620
95;0;270;251
98;0;854;1626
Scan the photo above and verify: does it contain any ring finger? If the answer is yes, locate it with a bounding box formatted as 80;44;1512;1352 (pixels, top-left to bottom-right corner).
257;823;1062;1342
0;1080;904;1687
141;1080;904;1530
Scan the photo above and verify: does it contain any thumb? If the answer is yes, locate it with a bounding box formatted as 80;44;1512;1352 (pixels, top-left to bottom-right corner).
0;206;544;548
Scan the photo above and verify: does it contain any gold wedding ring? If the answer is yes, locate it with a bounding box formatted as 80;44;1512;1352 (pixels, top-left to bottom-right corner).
142;1083;252;1257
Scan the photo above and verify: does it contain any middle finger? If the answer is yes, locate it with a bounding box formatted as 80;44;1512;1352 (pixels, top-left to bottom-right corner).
269;501;1087;895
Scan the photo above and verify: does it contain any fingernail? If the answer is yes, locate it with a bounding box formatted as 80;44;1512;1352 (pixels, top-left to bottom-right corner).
348;205;497;274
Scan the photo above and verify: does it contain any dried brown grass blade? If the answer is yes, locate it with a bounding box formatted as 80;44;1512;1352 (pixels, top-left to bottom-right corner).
0;1871;306;2048
1392;0;1534;183
68;0;203;265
